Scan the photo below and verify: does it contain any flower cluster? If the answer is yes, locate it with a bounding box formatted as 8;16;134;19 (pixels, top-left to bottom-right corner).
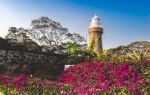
12;74;26;90
0;60;149;94
0;74;61;94
58;61;147;94
1;75;9;85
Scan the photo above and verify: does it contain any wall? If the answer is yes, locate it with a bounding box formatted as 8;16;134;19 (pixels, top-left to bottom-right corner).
0;50;42;64
0;49;67;80
0;50;65;64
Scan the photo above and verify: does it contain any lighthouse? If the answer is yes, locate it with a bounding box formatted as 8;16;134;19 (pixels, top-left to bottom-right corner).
88;15;103;52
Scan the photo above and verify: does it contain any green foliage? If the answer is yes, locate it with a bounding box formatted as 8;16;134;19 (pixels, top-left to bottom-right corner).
0;37;11;50
62;42;95;65
0;84;61;95
87;37;94;51
64;50;94;65
19;39;42;53
94;49;108;61
110;87;129;95
127;50;140;62
127;50;148;63
66;42;81;54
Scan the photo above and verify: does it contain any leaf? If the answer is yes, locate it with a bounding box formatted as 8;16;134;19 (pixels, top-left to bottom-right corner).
87;37;94;51
133;50;140;61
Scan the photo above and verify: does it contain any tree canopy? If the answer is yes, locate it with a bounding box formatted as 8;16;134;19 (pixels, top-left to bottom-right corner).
5;16;86;54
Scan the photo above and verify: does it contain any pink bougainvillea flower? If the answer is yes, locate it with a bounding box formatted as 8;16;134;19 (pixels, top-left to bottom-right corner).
58;62;144;94
12;74;26;90
2;75;9;85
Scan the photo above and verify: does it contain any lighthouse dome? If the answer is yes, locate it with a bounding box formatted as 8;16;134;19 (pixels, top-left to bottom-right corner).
89;15;103;28
93;15;99;19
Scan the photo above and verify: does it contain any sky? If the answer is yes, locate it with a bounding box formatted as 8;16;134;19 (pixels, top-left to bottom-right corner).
0;0;150;49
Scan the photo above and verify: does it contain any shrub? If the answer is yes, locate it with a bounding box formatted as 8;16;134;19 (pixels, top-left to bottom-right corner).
0;74;62;94
0;37;11;50
58;61;149;94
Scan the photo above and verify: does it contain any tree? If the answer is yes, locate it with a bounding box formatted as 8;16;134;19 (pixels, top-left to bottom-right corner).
5;17;86;53
5;27;42;52
6;27;30;43
29;16;86;53
5;27;18;42
0;37;10;49
20;39;42;53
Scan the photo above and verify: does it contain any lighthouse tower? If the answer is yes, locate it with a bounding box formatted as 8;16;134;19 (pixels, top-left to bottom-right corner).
88;15;103;52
